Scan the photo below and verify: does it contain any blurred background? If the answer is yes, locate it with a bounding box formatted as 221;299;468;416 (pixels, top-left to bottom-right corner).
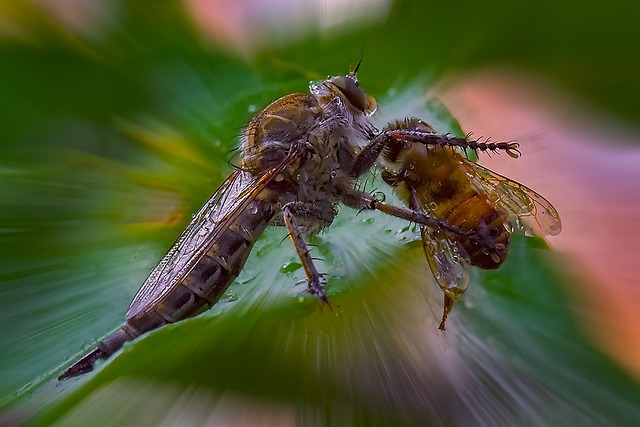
0;0;639;426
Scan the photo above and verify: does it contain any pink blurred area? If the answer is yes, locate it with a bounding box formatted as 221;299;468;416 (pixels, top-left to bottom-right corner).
436;69;640;379
186;0;390;57
0;0;116;41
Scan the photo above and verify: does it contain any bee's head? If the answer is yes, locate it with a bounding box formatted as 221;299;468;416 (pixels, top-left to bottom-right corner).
310;68;377;117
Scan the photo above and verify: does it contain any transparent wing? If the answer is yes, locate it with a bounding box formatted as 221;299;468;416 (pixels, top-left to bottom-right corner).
126;169;266;319
408;192;469;329
461;160;562;236
126;145;301;319
421;226;470;299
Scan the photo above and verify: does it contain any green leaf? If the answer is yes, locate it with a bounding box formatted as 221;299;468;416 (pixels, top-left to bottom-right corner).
1;1;639;426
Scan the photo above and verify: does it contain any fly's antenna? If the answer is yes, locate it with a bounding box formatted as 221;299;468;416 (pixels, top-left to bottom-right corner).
349;44;366;78
353;55;363;75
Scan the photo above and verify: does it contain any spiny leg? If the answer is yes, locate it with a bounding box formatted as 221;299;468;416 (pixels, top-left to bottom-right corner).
282;203;330;305
339;118;518;181
338;188;475;240
383;118;521;157
340;118;520;179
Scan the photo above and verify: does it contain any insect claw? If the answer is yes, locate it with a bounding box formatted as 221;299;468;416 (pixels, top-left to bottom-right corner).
316;291;333;311
438;294;455;331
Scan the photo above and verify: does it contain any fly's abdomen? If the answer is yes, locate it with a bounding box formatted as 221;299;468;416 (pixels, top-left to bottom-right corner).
128;198;275;328
59;200;274;380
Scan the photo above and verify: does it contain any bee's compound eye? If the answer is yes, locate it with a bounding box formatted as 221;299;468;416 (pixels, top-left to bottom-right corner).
331;75;367;112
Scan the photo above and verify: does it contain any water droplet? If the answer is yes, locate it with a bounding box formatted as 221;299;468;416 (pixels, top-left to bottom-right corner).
373;191;386;202
249;204;258;214
225;293;239;302
247;104;257;113
428;201;437;211
281;262;302;273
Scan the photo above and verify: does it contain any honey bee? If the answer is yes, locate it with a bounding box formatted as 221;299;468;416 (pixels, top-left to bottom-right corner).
381;118;562;330
59;67;560;379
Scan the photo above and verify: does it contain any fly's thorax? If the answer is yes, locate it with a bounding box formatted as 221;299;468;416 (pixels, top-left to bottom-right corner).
241;92;323;174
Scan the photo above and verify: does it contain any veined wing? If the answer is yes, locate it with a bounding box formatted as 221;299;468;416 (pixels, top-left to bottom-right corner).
409;191;470;330
125;142;299;321
421;226;470;298
461;160;562;236
126;169;260;319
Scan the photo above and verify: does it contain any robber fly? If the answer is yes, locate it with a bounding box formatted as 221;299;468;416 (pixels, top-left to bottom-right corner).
381;118;562;330
59;66;557;379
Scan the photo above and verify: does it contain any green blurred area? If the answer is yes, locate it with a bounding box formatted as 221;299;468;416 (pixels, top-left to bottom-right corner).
1;0;639;426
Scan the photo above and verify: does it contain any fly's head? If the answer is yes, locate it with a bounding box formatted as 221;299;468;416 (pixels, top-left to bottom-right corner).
310;71;378;129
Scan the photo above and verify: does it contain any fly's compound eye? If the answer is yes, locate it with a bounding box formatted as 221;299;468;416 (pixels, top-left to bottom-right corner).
330;75;367;112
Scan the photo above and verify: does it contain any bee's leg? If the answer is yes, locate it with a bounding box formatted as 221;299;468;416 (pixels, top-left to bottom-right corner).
282;203;330;305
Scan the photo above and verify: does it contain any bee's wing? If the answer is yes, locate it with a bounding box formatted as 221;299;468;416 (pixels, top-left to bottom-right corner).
461;161;562;236
408;193;470;301
417;210;470;330
420;226;470;299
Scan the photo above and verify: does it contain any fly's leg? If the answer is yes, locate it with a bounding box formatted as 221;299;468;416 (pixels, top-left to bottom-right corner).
383;118;521;158
282;202;330;305
339;188;476;241
338;118;520;179
339;132;387;178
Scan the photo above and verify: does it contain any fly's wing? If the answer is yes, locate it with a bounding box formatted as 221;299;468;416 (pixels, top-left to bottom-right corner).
126;168;271;320
127;170;255;319
461;161;562;237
